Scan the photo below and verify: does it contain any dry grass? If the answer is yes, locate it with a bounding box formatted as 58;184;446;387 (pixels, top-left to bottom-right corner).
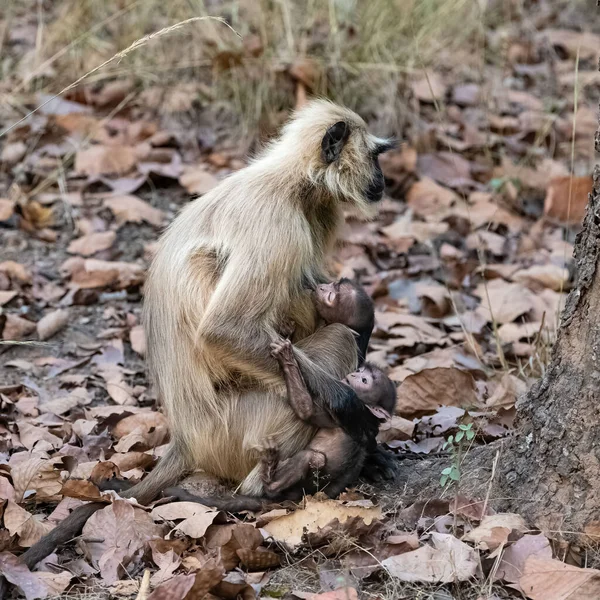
3;0;485;135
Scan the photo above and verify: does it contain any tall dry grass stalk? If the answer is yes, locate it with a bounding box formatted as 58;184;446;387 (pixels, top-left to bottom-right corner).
6;0;484;133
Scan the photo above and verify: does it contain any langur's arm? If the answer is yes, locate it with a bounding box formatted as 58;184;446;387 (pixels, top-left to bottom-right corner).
197;219;312;387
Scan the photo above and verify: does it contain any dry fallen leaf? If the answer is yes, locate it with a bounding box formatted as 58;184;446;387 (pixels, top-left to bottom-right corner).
11;454;64;501
475;280;536;324
463;513;528;551
4;500;54;546
495;534;551;584
263;498;381;551
236;546;280;570
406;177;458;219
395;367;478;417
0;290;17;305
2;314;36;340
512;264;569;292
0;198;15;220
345;533;420;579
541;29;600;60
82;499;163;584
109;451;155;472
147;573;196;600
20;200;55;230
520;557;600;600
452;83;481;106
497;321;547;345
412;73;446;102
382;211;448;244
486;374;527;409
113;411;168;439
452;192;524;232
103;194;166;227
0;552;71;600
544;176;592;225
67;231;116;256
204;522;263;570
179;167;219;195
0;476;16;501
0;260;33;284
37;308;70;340
75;144;138;176
415;282;451;318
151;501;220;538
112;413;168;452
65;257;145;289
16;421;63;451
39;388;91;416
130;324;146;355
382;532;478;583
417;152;472;189
149;543;182;586
1;141;27;165
377;415;415;443
60;479;113;502
91;79;135;107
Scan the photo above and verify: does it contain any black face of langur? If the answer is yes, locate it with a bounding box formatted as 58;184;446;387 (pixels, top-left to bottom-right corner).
366;141;397;202
345;363;396;420
321;121;396;204
314;279;374;361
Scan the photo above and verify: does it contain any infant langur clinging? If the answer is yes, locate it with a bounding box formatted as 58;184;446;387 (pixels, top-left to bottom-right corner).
262;279;397;499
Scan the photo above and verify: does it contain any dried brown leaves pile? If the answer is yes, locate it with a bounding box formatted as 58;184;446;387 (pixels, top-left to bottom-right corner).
0;3;599;598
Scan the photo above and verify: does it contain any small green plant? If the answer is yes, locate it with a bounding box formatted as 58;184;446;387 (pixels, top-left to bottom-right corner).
440;423;475;488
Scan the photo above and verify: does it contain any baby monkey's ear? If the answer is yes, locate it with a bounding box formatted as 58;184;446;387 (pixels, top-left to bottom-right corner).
367;405;391;421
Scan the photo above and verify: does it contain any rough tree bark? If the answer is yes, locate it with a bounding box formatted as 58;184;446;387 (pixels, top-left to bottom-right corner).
387;95;600;540
496;133;600;537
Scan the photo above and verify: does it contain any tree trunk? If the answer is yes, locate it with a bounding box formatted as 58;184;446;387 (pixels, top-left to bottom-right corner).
387;106;600;540
496;159;600;538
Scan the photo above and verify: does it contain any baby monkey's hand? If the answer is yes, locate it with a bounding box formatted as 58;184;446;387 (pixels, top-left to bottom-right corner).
270;338;296;367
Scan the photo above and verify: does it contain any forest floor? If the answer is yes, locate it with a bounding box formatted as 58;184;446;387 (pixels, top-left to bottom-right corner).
0;1;599;599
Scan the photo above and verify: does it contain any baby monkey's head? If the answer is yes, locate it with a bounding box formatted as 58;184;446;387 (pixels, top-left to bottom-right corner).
314;279;374;334
344;362;396;421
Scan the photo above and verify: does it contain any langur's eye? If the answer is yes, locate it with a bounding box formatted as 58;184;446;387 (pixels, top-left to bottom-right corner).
362;377;367;384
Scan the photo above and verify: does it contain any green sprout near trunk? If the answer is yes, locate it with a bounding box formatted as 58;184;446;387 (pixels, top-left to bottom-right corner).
440;423;475;488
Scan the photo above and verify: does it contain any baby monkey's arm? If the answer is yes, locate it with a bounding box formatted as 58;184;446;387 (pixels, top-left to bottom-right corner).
271;338;338;428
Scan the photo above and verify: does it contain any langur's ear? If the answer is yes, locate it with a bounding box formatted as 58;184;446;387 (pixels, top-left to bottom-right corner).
321;121;350;164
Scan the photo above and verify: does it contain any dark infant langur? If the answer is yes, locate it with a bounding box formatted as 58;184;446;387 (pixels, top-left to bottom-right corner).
261;279;397;500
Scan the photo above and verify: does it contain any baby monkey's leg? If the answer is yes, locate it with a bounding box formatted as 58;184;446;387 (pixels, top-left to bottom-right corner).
260;437;325;497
